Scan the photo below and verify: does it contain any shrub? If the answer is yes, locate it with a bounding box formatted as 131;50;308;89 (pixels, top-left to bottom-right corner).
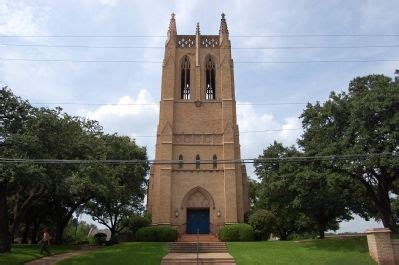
135;226;177;242
248;209;276;241
125;215;151;235
93;232;107;246
220;224;254;241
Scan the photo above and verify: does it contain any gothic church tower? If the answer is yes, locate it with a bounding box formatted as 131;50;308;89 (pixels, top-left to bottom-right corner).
147;14;249;235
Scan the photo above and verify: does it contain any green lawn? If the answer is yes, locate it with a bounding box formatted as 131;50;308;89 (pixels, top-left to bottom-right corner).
0;244;80;265
228;237;375;265
1;238;375;265
59;243;168;265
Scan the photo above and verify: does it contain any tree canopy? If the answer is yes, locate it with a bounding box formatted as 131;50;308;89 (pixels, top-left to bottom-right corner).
0;87;149;251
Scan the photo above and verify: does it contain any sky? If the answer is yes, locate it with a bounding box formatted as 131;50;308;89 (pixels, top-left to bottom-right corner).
1;0;398;232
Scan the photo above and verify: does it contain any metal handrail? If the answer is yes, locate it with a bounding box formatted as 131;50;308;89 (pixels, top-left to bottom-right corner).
196;228;199;265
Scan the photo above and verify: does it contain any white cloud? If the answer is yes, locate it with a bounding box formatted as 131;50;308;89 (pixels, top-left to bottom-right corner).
237;102;303;176
99;0;120;7
0;1;48;35
86;89;159;158
237;102;302;156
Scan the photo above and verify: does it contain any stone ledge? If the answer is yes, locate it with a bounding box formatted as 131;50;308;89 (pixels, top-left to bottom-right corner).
366;228;391;234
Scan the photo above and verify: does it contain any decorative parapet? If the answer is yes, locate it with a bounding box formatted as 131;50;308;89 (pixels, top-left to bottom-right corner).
366;228;395;265
176;35;220;48
177;35;195;48
200;35;219;48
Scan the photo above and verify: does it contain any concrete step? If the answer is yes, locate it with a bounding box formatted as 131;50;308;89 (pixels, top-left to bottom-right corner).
169;242;228;253
178;234;220;242
161;253;236;265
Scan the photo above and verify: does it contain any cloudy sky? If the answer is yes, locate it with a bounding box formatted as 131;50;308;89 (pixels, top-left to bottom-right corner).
1;0;398;232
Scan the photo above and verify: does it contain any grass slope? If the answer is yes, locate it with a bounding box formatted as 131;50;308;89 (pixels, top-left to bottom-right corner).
0;244;79;265
228;237;375;265
59;242;168;265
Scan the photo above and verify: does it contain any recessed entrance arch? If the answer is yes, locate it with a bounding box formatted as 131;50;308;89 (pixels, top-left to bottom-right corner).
181;186;215;234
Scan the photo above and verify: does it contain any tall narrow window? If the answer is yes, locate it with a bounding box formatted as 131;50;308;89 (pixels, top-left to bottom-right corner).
205;56;215;100
178;154;183;169
212;154;217;169
196;154;200;169
181;56;190;99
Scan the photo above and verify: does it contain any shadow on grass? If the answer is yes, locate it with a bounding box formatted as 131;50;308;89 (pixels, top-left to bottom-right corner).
299;237;369;253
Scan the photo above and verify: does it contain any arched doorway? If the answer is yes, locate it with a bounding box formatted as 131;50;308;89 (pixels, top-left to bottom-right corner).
181;186;215;234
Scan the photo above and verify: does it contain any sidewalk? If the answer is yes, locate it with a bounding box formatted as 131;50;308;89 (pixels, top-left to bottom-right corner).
25;246;97;265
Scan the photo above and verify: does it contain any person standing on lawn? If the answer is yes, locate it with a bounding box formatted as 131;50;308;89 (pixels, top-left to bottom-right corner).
40;228;51;255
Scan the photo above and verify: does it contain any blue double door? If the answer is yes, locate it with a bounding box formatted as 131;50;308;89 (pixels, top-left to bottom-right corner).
186;209;210;234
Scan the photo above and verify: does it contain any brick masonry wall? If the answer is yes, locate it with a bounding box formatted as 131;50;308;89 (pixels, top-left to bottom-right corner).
366;228;396;265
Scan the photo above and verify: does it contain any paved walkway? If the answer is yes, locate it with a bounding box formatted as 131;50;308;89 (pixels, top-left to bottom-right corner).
25;248;95;265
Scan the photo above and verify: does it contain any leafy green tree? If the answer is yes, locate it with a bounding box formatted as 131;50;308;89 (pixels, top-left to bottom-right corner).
299;74;399;232
84;134;148;240
255;142;311;240
248;178;260;210
0;87;43;252
255;142;352;239
26;108;106;244
248;209;275;240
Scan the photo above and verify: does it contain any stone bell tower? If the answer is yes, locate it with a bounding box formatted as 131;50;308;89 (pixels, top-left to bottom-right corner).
147;13;249;235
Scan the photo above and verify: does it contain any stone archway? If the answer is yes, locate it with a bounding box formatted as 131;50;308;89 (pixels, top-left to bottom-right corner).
180;186;215;210
181;186;215;234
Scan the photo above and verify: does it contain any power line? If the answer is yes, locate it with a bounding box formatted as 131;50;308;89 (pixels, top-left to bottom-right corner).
1;58;399;64
1;34;399;38
4;128;303;139
0;152;396;165
2;43;399;50
29;96;398;107
129;128;303;138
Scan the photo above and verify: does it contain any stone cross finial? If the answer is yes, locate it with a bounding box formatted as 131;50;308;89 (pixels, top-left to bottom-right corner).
168;12;177;33
196;22;200;35
219;13;229;36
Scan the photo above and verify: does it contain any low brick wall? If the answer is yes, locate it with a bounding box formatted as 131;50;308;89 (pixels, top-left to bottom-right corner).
392;239;399;264
366;228;396;265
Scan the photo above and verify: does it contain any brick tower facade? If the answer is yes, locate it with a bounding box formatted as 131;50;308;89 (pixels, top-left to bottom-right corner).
147;14;249;235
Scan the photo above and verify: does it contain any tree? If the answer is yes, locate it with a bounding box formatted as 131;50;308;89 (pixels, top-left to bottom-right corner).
299;74;399;232
0;87;41;252
248;209;275;240
28;109;106;244
255;141;352;239
254;142;311;240
84;134;148;240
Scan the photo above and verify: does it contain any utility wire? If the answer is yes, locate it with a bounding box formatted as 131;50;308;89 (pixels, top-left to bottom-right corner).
0;152;396;165
29;96;398;107
128;128;303;138
2;43;399;50
1;34;399;38
1;58;399;64
4;128;303;139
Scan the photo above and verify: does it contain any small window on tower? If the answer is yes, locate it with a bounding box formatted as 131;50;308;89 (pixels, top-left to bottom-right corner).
178;154;183;168
206;56;215;100
196;154;200;169
212;154;217;169
181;56;191;100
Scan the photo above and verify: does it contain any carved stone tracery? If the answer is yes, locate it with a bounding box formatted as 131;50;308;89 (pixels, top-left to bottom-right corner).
181;186;215;209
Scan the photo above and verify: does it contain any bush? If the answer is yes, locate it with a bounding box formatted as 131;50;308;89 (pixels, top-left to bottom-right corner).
135;226;177;242
248;209;276;241
93;232;107;246
125;215;151;235
220;224;254;241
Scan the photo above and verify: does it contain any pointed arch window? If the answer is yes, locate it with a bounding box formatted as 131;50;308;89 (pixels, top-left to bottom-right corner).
205;56;215;100
178;154;183;168
196;154;200;169
181;56;191;100
212;154;217;169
